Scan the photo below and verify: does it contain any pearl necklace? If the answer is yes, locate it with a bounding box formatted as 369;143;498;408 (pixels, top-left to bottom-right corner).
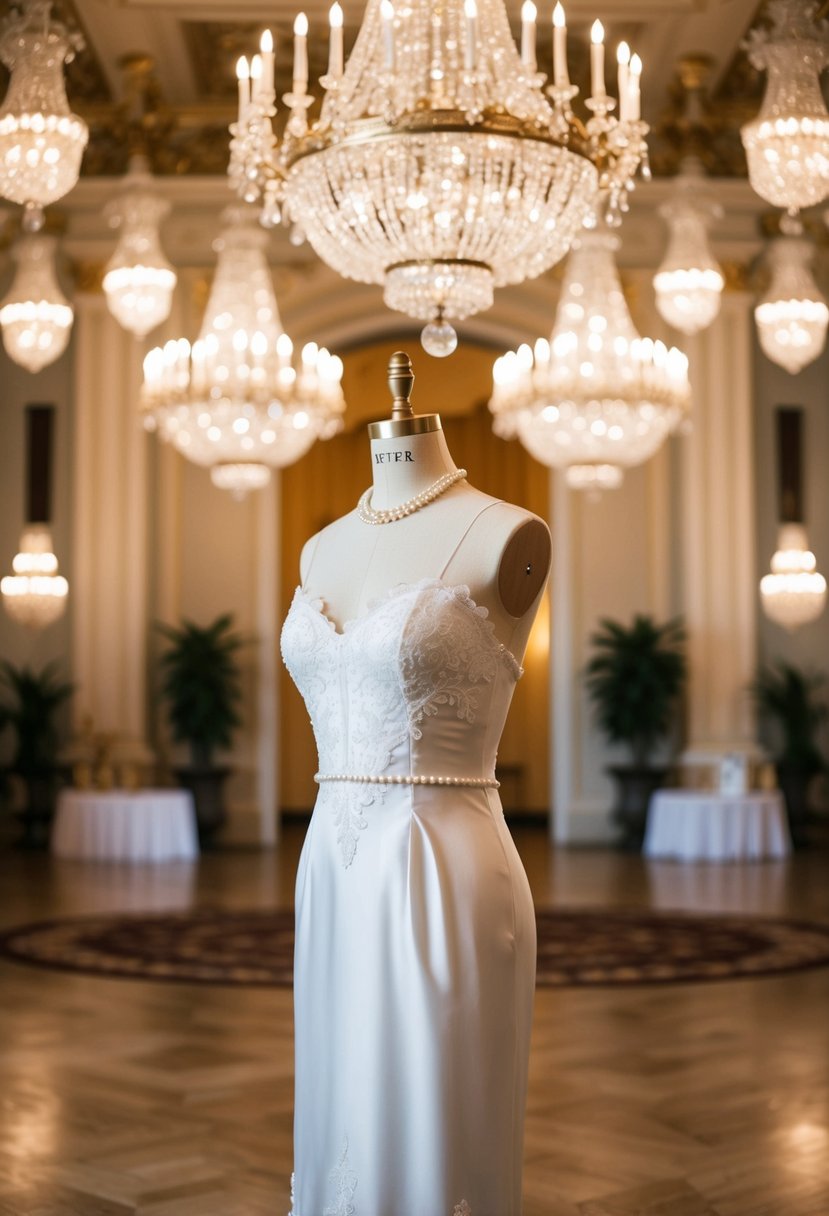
357;468;467;525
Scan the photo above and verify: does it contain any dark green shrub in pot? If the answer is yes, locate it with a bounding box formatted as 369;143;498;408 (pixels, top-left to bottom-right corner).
156;613;245;845
0;661;73;847
752;661;827;846
585;615;687;848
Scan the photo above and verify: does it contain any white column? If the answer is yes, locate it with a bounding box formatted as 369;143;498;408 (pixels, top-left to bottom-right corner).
681;290;757;752
71;292;150;746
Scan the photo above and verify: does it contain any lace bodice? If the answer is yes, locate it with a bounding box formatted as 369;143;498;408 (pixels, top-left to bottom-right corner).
280;578;523;867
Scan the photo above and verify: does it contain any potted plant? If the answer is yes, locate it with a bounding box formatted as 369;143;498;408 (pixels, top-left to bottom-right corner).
752;661;827;846
156;613;245;846
0;661;73;847
585;615;687;848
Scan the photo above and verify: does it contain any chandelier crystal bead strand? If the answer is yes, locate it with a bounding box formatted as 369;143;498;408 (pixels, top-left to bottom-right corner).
490;225;690;490
0;0;88;214
0;213;73;373
103;157;177;338
755;215;829;375
653;159;724;336
1;524;68;629
760;523;827;631
228;0;650;354
141;205;346;498
740;0;829;215
357;468;467;524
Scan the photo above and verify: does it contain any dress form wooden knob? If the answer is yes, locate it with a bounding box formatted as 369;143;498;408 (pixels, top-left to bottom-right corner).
388;351;415;421
368;350;441;437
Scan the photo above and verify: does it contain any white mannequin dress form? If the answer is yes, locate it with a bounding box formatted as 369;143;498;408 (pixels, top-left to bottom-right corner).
281;353;550;1216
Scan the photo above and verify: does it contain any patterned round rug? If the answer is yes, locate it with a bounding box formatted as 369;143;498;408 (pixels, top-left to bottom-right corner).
2;907;829;988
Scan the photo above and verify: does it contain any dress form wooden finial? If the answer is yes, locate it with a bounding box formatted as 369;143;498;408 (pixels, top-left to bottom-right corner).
368;350;440;437
388;351;415;421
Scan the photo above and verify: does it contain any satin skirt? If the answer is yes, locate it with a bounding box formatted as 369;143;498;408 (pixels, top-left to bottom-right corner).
291;783;536;1216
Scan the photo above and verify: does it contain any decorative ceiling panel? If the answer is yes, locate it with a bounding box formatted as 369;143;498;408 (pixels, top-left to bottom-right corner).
2;0;825;180
0;0;111;103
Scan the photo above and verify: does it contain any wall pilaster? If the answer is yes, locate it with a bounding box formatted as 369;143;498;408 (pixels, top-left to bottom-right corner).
680;291;757;751
71;292;149;744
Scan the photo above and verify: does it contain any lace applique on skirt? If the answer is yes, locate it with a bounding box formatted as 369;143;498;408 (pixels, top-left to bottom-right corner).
323;1137;358;1216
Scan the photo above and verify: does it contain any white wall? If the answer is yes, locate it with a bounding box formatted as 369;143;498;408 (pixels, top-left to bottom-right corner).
753;333;829;765
0;337;74;764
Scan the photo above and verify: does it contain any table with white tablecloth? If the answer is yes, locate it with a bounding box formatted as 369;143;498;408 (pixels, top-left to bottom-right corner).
52;789;199;861
644;789;792;861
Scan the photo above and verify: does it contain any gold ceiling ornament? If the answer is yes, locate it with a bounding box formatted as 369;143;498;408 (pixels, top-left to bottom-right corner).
0;0;88;219
648;54;719;177
69;258;104;294
718;259;752;295
228;0;650;355
78;50;234;178
648;52;752;180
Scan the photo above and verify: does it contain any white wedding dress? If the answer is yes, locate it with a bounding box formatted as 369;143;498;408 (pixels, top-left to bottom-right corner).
281;576;537;1216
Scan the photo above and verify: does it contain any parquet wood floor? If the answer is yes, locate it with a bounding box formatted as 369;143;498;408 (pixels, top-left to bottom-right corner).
1;827;827;1216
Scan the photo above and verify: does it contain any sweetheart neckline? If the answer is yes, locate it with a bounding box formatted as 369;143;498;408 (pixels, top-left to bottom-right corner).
292;578;524;678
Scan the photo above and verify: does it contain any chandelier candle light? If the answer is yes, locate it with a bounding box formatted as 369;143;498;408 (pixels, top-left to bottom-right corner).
228;0;650;354
141;206;345;499
740;0;829;215
490;225;690;491
0;221;73;372
103;157;177;338
755;217;829;376
0;0;88;217
1;524;68;628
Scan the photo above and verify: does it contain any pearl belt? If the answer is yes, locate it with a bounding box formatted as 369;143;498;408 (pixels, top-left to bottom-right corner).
315;773;500;789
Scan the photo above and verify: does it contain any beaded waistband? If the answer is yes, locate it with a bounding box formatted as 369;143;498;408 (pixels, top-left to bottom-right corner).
315;773;500;789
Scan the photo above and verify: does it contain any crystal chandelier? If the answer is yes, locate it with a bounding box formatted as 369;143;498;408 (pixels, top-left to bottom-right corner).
755;219;828;375
0;221;73;372
141;206;345;498
103;157;177;338
740;0;829;215
760;523;827;630
653;159;724;335
1;524;68;628
229;1;649;353
489;225;690;490
0;0;88;214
